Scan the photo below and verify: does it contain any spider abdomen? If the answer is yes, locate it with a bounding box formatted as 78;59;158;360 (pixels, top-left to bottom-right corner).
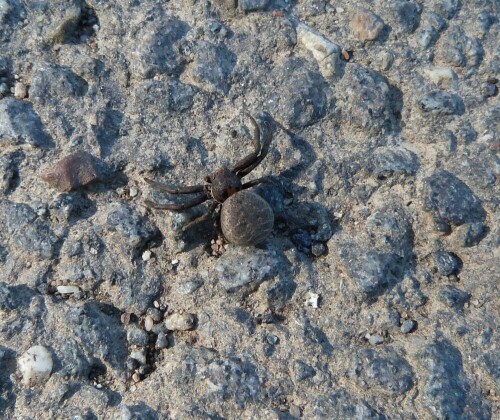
221;190;274;246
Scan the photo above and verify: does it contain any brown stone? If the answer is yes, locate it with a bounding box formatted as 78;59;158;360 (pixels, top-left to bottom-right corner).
41;151;99;192
350;9;385;41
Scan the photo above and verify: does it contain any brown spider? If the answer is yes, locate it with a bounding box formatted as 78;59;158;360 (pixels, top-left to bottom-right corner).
144;114;272;222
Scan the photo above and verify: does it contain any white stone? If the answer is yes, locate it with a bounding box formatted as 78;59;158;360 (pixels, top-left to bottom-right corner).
57;285;80;295
297;23;342;78
305;291;320;309
422;67;458;89
18;345;53;386
142;250;152;261
165;313;195;331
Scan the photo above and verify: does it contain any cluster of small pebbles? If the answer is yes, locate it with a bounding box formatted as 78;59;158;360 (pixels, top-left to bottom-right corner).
0;0;498;418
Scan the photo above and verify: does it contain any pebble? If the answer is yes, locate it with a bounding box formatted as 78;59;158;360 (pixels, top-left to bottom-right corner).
350;9;385;41
142;250;152;261
41;151;100;192
129;349;146;365
297;23;342;78
146;307;163;322
18;345;53;386
368;334;385;345
164;313;195;331
418;90;464;116
422;67;458;89
156;332;169;349
144;316;154;332
0;82;8;96
305;291;320;309
127;326;149;346
126;357;140;371
239;0;269;11
400;319;417;334
179;278;203;295
432;251;461;276
14;82;28;99
129;187;138;197
56;285;80;295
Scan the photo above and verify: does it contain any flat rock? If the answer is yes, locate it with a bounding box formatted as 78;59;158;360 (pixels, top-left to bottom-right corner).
351;347;414;395
215;247;280;293
422;170;485;229
41;151;100;192
0;98;50;148
350;9;385;41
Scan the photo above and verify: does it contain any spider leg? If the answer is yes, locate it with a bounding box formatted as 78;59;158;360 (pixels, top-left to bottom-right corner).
144;194;208;211
144;178;205;194
183;201;219;230
241;177;269;190
231;115;272;178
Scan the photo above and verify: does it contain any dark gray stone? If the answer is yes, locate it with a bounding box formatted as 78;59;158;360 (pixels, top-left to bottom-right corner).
215;247;280;293
343;249;405;297
339;65;394;134
418;90;464;116
430;0;461;19
120;403;160;420
388;0;421;33
351;347;414;395
106;201;158;254
239;0;269;11
422;170;485;229
29;62;88;105
64;301;128;378
133;79;196;113
192;41;236;94
371;147;420;180
438;285;470;309
439;28;484;68
432;251;461;276
454;222;487;247
130;16;189;79
0;152;24;196
0;282;36;311
305;389;386;419
418;339;468;419
265;278;296;311
272;57;327;128
127;326;149;347
0;98;50;147
285;201;333;243
14;218;58;259
293;359;315;381
400;320;417;334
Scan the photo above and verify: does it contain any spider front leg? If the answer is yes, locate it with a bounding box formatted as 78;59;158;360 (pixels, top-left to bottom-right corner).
144;194;209;211
241;177;269;190
144;178;205;194
231;115;273;178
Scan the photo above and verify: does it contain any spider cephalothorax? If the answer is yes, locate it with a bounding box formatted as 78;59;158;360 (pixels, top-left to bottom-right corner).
145;113;274;245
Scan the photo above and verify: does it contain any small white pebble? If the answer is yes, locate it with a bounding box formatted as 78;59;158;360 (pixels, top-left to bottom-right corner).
333;212;343;219
153;300;160;309
305;291;320;309
129;187;138;197
57;285;80;295
144;316;154;332
18;346;53;387
142;250;152;261
171;259;179;265
90;247;97;255
14;82;28;99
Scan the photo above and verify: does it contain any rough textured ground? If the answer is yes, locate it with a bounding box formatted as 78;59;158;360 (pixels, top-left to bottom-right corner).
0;0;499;419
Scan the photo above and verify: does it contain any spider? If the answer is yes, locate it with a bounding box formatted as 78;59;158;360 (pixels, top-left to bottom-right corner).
144;114;272;224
